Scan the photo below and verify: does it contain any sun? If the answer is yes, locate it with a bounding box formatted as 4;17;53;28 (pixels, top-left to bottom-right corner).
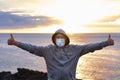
30;0;113;33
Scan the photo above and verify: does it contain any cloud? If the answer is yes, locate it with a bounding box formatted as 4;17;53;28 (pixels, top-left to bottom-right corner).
85;14;120;31
96;15;120;23
0;11;62;29
85;23;120;28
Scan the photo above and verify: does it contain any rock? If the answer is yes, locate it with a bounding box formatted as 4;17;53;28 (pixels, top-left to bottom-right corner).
0;68;47;80
0;68;81;80
0;71;14;80
13;68;47;80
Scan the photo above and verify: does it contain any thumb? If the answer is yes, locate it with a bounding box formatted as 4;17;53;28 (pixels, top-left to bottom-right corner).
10;33;14;39
108;34;111;39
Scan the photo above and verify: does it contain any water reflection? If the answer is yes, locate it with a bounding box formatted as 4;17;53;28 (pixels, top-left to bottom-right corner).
76;49;120;80
69;33;120;80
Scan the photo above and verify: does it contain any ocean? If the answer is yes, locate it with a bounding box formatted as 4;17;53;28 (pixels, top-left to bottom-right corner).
0;33;120;80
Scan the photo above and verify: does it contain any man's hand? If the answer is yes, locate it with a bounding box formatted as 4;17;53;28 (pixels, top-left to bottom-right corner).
108;34;114;46
7;34;20;46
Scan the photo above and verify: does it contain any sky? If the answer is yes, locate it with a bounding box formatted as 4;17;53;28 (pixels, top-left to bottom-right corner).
0;0;120;33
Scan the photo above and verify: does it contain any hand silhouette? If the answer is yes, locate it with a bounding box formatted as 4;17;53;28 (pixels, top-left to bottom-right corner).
8;34;19;46
108;34;114;46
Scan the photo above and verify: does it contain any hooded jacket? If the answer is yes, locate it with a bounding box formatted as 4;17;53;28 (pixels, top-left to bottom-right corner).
17;29;109;80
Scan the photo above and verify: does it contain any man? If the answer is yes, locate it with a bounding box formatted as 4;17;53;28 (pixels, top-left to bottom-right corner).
8;29;114;80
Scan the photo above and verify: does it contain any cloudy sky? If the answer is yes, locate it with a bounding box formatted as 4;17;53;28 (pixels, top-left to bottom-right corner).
0;0;120;33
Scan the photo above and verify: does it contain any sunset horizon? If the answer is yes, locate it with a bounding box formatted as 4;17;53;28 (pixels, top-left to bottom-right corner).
0;0;120;33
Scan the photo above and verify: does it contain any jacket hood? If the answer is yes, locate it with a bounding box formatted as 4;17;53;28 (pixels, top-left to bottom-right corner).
52;29;70;46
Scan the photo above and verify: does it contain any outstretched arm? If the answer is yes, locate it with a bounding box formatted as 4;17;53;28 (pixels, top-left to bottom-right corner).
81;34;114;55
8;34;45;57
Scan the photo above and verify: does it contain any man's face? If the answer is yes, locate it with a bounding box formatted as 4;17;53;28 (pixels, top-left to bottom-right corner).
55;34;65;39
55;34;66;47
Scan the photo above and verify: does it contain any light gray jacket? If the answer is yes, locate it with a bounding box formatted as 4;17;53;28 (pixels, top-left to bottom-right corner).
18;41;109;80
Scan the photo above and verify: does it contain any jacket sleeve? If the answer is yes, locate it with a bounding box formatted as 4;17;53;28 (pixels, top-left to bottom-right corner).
17;42;46;57
80;40;109;56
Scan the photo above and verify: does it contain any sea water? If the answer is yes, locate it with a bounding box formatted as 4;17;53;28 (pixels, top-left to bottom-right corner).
0;33;120;80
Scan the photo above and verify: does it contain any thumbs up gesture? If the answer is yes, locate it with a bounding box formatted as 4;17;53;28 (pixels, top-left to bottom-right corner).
108;34;114;46
8;34;19;46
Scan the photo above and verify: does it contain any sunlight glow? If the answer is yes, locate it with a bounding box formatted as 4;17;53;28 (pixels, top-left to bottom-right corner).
0;0;119;33
26;0;118;33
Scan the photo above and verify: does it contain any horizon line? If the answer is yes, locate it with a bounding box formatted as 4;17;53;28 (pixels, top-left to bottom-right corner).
0;32;120;34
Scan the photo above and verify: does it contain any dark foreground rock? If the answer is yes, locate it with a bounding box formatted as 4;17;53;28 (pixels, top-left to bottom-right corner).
0;68;82;80
0;68;47;80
